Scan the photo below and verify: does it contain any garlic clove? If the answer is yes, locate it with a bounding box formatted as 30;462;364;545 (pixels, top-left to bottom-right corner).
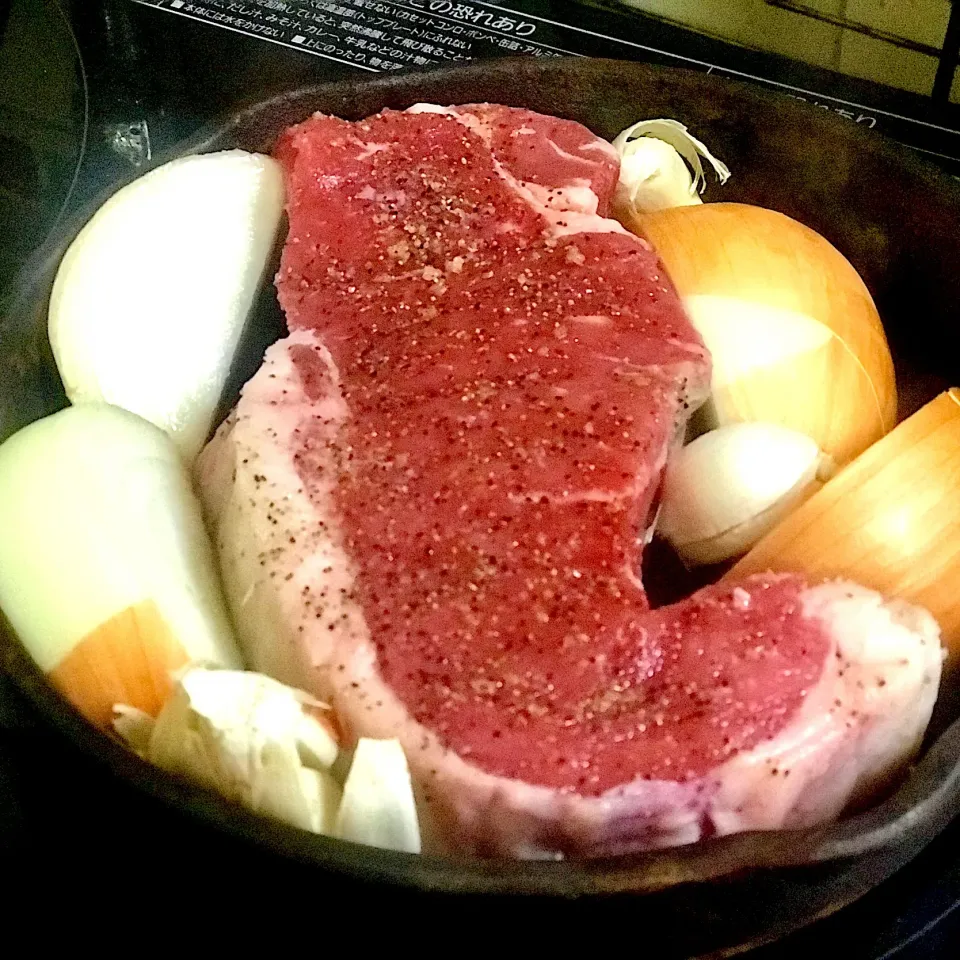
134;666;341;834
615;137;703;215
632;203;896;467
247;739;342;836
728;390;960;659
612;118;729;217
335;738;421;854
658;422;826;567
168;667;339;770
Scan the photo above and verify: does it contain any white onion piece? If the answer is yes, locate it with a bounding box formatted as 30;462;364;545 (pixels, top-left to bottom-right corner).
0;404;241;727
49;150;285;461
335;739;422;854
658;422;828;567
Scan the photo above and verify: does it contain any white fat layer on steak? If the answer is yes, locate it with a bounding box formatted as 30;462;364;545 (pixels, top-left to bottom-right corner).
407;103;628;239
199;331;365;691
709;583;942;836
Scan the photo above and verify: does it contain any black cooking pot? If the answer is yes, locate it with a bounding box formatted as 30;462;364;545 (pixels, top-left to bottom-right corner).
2;57;960;952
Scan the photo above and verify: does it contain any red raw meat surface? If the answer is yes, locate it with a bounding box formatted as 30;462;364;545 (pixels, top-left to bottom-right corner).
273;106;829;795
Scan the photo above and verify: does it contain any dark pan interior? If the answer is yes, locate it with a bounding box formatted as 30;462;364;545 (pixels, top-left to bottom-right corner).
2;56;960;951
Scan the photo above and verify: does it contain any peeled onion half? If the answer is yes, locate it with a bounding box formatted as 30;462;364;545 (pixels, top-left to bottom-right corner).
48;150;285;462
631;203;897;467
0;405;241;726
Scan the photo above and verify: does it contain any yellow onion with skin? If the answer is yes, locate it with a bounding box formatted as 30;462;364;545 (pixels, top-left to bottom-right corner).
728;390;960;657
628;202;897;468
0;405;242;727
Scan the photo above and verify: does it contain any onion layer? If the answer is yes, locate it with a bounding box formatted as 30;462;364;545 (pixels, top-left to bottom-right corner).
630;203;897;467
48;150;285;462
728;390;960;657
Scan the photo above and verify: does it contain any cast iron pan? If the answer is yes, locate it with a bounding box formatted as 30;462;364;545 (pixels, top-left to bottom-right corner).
3;57;960;953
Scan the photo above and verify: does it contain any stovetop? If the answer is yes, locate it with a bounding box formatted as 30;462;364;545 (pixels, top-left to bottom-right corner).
2;1;960;949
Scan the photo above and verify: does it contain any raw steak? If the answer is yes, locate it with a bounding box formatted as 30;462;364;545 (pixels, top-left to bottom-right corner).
198;105;942;857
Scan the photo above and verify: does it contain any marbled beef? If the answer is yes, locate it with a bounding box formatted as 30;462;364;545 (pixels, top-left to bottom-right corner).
198;105;941;857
